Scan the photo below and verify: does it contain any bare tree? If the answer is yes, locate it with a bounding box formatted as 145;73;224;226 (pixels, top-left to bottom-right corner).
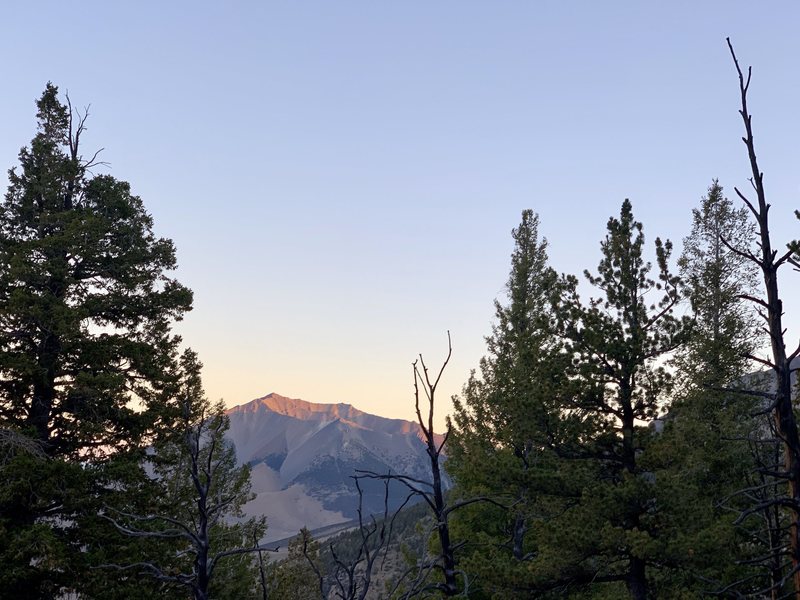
302;477;416;600
352;333;505;598
300;335;505;599
723;38;800;598
100;351;274;600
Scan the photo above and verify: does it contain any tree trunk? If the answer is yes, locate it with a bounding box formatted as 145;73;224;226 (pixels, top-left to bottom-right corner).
430;443;459;595
728;39;800;598
627;556;648;600
755;154;800;600
512;512;526;560
29;333;59;444
621;379;648;599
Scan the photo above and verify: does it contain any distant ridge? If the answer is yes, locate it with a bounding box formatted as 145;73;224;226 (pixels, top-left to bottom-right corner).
225;392;439;542
227;392;421;437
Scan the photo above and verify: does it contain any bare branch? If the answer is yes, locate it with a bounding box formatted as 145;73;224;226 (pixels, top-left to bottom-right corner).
734;186;760;221
208;544;279;581
720;232;762;266
742;352;777;370
0;428;47;462
444;495;509;517
776;246;797;269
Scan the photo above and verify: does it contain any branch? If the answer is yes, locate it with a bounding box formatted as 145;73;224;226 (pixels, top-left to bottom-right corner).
300;535;326;600
0;428;47;462
444;495;509;517
737;293;770;311
643;292;679;331
208;544;279;581
436;424;451;456
733;186;760;222
788;339;800;364
776;246;797;268
253;530;269;600
742;352;776;370
430;330;453;391
354;469;436;512
100;509;200;545
94;561;197;589
720;233;762;266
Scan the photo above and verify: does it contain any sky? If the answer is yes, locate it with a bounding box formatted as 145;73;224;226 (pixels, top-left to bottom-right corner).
2;2;800;430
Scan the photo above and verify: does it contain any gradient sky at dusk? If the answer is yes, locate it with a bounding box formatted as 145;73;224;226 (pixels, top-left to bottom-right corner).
2;2;799;429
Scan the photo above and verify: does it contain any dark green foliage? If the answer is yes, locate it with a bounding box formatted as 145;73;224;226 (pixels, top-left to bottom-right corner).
449;210;575;597
266;528;322;600
2;81;796;599
538;200;688;598
444;191;791;597
450;202;692;599
652;181;782;594
0;84;192;597
677;180;759;386
0;84;191;455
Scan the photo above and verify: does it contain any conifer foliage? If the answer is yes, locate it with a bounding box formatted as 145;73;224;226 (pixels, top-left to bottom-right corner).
540;201;688;598
0;84;192;596
678;180;759;384
451;202;691;599
651;181;771;594
1;42;799;599
0;84;192;455
449;210;572;596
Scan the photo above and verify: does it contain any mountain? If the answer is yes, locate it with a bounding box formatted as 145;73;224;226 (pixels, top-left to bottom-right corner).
225;393;438;542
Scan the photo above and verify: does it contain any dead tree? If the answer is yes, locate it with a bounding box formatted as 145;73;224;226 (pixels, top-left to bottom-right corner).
716;410;791;599
354;333;505;598
408;332;460;596
306;334;503;599
305;333;459;599
302;477;416;600
99;359;276;600
356;333;462;596
724;38;800;598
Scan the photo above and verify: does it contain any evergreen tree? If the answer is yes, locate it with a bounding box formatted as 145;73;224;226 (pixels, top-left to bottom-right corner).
0;84;192;596
449;210;574;598
678;179;759;385
266;528;322;600
646;180;770;594
534;200;688;599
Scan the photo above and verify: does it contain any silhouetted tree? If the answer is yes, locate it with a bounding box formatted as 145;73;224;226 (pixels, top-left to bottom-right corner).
101;351;268;600
719;39;800;598
0;83;192;597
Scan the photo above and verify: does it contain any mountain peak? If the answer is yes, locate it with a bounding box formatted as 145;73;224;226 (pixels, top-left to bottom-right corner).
225;391;449;541
231;392;371;422
226;392;447;451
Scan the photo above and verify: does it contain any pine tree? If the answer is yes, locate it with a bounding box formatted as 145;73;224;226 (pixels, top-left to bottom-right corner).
449;210;574;597
645;181;770;594
0;84;192;596
534;200;688;599
678;180;759;386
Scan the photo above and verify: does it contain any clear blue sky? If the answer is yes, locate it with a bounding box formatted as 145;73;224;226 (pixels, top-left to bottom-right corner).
3;2;799;428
